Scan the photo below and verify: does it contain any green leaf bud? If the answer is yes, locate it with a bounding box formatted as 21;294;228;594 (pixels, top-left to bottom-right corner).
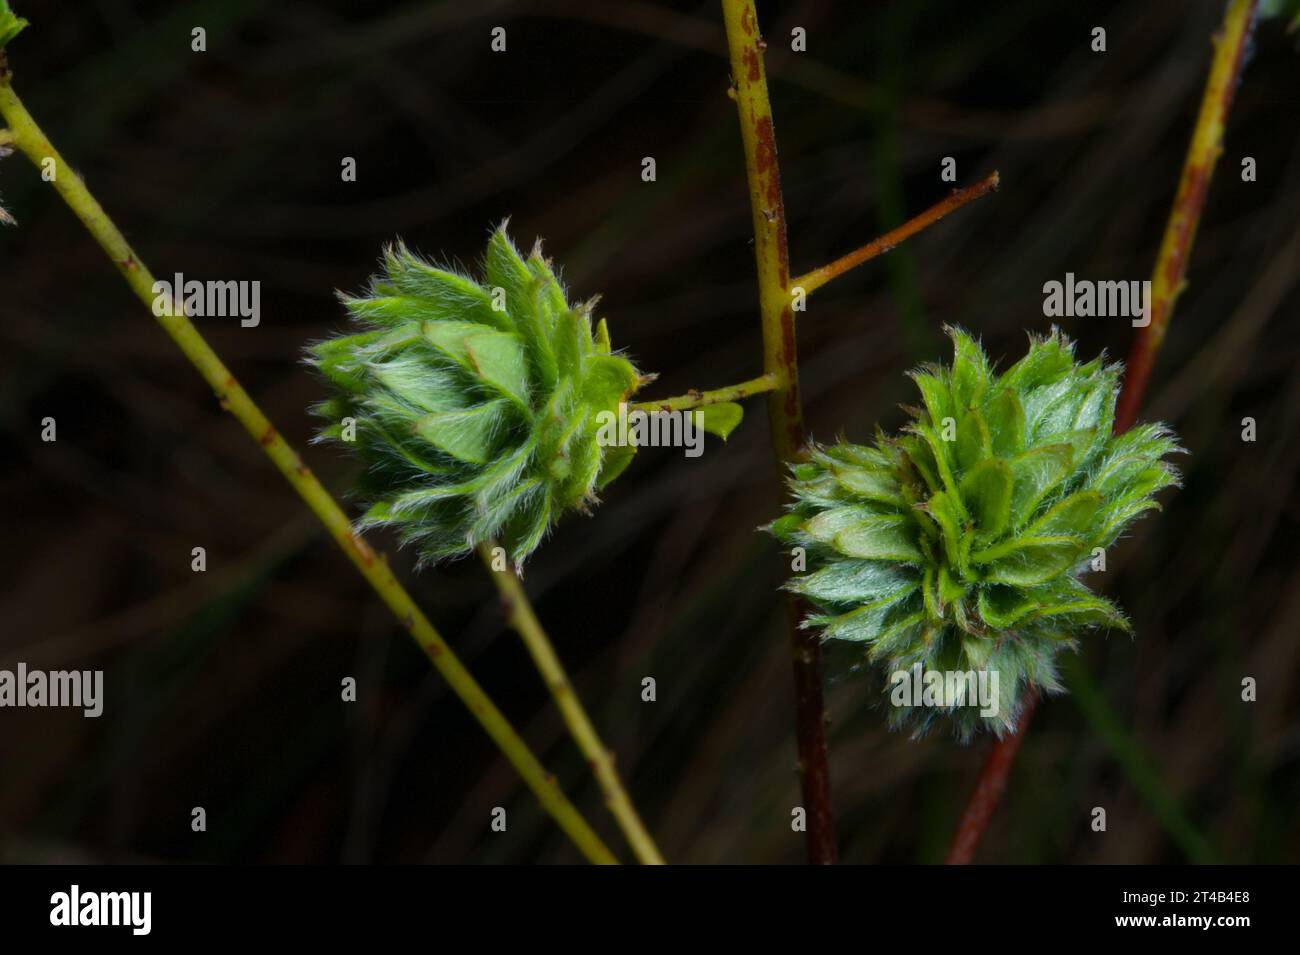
768;326;1183;741
308;225;645;570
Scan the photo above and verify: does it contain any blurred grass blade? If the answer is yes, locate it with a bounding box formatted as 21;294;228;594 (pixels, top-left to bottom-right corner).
1060;653;1217;864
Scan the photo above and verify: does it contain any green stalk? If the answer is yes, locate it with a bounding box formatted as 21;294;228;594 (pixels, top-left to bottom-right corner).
0;60;617;865
481;546;664;864
631;372;778;413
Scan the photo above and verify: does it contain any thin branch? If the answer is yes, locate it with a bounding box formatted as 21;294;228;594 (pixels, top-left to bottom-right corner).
1114;0;1258;434
944;694;1038;865
720;0;836;864
792;171;1000;296
0;63;618;865
945;0;1259;865
480;545;665;864
630;372;778;413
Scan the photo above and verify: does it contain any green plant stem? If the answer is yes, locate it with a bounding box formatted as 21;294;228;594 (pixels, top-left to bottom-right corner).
720;0;837;864
0;66;618;866
479;546;664;864
630;372;777;413
946;0;1258;864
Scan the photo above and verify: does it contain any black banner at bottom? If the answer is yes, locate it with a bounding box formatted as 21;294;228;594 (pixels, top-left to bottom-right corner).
0;863;1281;941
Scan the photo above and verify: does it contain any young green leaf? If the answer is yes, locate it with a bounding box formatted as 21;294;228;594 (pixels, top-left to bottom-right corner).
959;457;1012;540
698;401;744;441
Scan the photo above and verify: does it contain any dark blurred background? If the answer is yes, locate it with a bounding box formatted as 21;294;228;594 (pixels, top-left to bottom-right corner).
1;0;1297;864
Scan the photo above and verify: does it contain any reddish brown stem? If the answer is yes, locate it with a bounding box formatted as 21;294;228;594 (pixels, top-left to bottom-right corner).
1114;0;1257;434
945;694;1038;864
945;0;1258;864
792;172;1000;296
720;0;836;863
